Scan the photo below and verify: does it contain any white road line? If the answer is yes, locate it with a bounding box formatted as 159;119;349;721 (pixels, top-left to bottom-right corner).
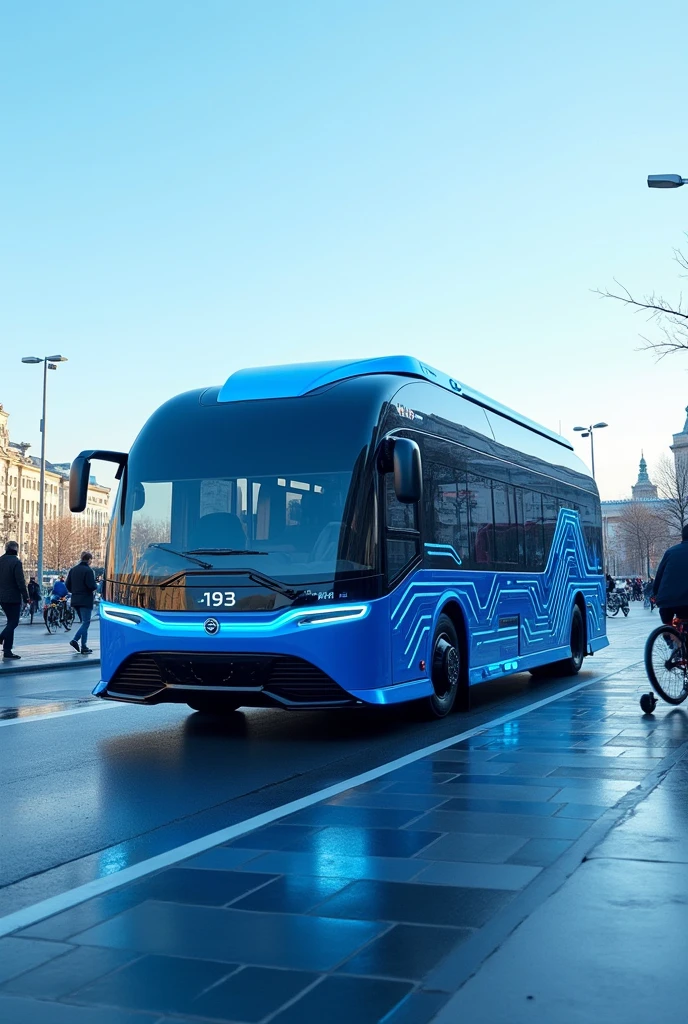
0;663;639;939
0;702;124;728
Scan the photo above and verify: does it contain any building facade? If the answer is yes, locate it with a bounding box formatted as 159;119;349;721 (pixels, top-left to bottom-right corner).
600;403;688;576
0;404;110;571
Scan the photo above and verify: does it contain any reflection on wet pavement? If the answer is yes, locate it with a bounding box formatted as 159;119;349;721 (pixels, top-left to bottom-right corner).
0;699;98;721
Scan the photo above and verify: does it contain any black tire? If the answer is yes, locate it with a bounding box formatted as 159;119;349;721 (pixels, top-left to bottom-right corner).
607;594;620;617
45;605;59;634
186;696;243;714
421;613;460;719
63;607;75;630
645;626;688;705
530;605;585;678
640;692;657;714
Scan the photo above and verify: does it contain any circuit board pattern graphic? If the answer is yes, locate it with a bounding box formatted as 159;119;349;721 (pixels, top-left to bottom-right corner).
391;509;606;682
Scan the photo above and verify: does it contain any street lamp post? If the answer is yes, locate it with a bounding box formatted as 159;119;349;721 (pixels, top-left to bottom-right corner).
573;421;608;480
647;174;688;189
21;355;68;592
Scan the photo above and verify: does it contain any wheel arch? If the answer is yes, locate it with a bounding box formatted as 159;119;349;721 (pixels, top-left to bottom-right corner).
436;597;470;709
572;591;588;655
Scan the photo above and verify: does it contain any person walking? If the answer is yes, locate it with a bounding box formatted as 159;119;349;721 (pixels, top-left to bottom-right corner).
0;540;29;660
652;526;688;624
27;577;41;624
66;550;97;655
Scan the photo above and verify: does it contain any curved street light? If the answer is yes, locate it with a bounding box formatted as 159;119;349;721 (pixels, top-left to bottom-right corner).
21;355;68;591
648;174;687;189
573;422;608;480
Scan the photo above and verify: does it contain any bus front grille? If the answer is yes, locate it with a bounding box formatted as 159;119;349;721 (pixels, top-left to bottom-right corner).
107;654;165;698
265;657;353;704
106;652;354;705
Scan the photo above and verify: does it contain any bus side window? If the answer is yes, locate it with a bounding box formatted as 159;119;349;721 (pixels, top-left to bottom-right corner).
492;481;519;567
385;474;419;582
423;459;469;563
523;491;544;571
466;473;494;568
542;495;558;561
385;473;417;530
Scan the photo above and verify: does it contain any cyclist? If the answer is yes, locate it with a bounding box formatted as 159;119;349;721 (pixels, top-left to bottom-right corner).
652;525;688;625
44;575;71;631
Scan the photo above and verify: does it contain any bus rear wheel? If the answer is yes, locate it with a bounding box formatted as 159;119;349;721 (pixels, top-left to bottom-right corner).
186;696;243;714
423;614;460;719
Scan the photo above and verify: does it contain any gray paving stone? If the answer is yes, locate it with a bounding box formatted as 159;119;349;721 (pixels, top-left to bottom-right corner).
71;900;386;972
235;849;431;881
0;937;73;985
420;832;529;864
410;809;591;840
432;858;688;1024
413;860;541;890
0;994;153;1023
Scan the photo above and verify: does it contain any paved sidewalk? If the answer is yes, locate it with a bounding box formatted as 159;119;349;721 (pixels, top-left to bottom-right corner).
0;619;100;675
0;624;683;1023
434;734;688;1024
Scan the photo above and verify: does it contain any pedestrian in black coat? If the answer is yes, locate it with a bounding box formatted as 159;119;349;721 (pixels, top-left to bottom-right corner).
66;551;97;654
0;540;29;659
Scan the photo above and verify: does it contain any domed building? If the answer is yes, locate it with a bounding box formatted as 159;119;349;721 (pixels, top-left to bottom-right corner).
601;454;670;576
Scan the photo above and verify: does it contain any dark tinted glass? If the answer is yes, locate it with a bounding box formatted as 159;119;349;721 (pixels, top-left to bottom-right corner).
423;457;470;563
110;387;382;584
385;474;417;530
467;474;494;567
542;494;558;557
523;490;545;570
386;538;419;582
492;481;519;566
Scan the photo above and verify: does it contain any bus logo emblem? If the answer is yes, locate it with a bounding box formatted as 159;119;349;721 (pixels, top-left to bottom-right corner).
204;618;220;635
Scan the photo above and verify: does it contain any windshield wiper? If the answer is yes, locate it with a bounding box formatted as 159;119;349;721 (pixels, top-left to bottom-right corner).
148;544;212;569
185;549;270;556
241;568;318;604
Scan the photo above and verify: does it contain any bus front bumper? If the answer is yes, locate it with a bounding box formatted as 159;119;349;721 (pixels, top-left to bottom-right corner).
95;600;432;708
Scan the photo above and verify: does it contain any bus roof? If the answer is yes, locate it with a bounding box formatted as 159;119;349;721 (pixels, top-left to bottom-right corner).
218;355;573;451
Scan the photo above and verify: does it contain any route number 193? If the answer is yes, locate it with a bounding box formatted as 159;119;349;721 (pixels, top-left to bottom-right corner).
201;591;236;607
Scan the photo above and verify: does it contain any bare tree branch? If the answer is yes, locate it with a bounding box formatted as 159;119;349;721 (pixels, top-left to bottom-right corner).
594;243;688;359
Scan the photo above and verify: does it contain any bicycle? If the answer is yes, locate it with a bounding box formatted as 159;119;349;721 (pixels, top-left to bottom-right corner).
606;591;629;617
640;617;688;713
45;597;75;634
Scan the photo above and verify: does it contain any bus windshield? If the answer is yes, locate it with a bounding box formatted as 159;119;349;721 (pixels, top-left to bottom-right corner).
109;398;379;585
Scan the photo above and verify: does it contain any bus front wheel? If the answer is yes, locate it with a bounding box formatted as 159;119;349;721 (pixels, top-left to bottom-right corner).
187;696;243;714
423;614;460;719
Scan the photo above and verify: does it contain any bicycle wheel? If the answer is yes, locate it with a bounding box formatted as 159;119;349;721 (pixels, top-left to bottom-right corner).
63;606;75;629
607;595;620;617
45;605;59;634
645;626;688;705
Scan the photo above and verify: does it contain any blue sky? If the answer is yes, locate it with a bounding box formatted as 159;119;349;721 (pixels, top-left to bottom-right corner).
2;0;688;499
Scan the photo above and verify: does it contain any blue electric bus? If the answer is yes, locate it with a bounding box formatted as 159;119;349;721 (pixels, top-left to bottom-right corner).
70;356;607;718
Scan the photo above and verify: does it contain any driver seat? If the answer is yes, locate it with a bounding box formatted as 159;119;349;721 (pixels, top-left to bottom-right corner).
190;512;247;550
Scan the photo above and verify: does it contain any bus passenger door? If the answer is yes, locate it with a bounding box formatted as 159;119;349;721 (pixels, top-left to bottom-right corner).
384;473;424;685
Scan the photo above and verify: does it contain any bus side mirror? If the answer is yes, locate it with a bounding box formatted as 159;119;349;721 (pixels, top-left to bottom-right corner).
69;450;128;512
70;456;90;513
393;438;422;504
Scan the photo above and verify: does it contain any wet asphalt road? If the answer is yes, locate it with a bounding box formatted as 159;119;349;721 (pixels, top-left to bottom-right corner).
0;610;651;917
